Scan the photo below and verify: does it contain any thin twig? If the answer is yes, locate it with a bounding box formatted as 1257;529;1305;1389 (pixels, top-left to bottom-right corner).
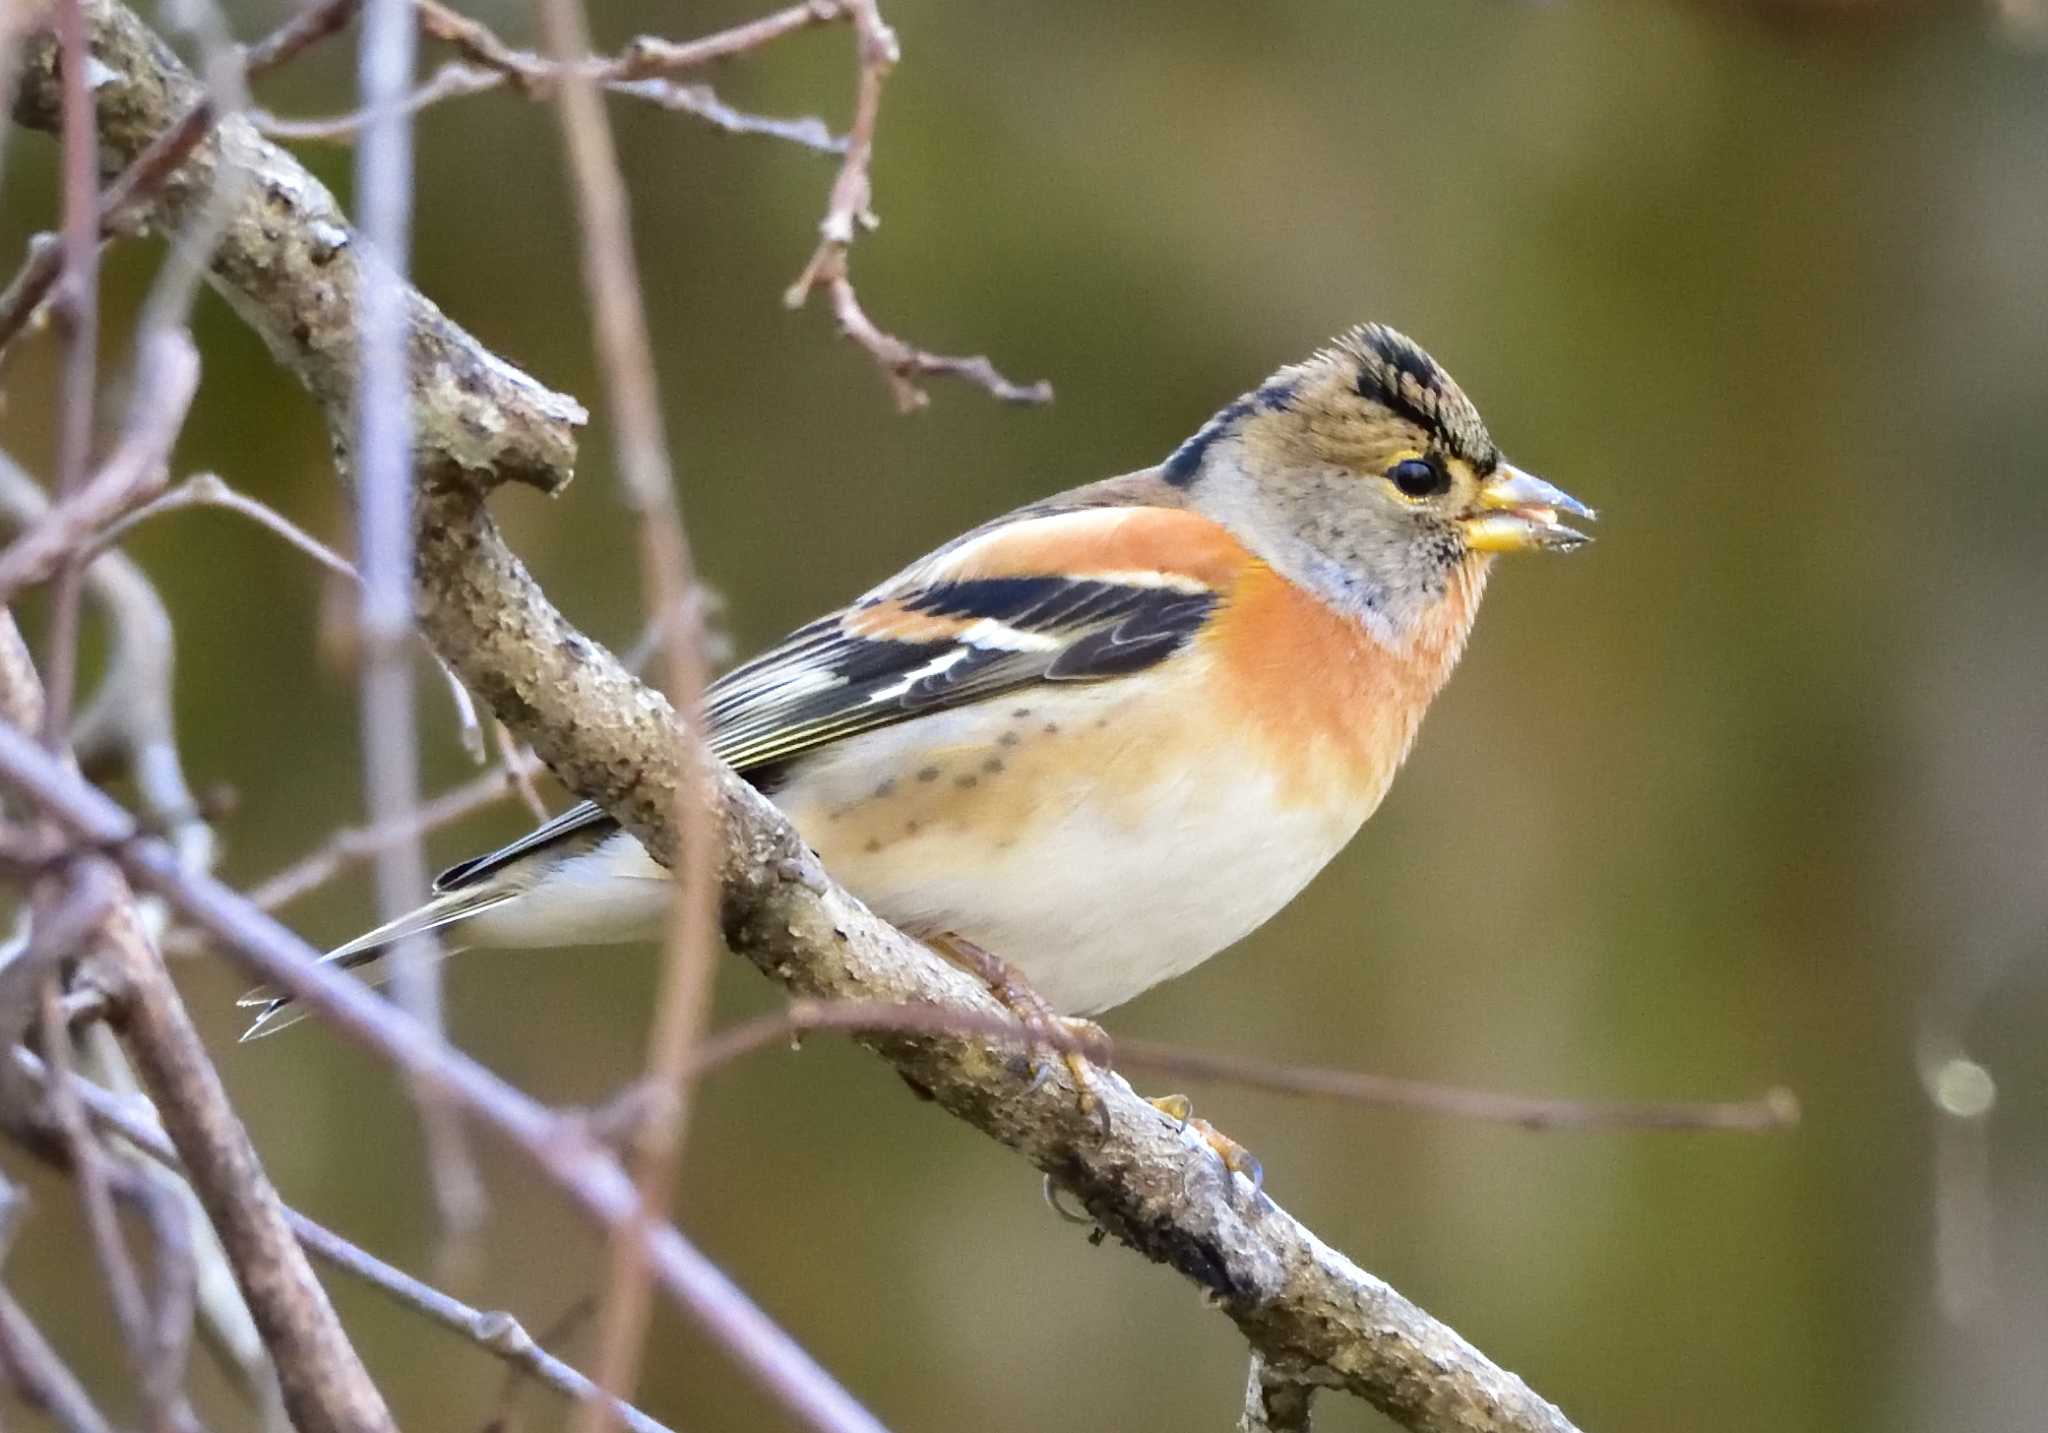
409;0;851;157
252;60;503;141
40;0;103;751
412;0;1026;407
119;1146;203;1431
417;0;842;88
0;329;200;603
611;0;851;78
781;0;1050;411
128;0;252;356
679;1000;1797;1132
533;0;721;1418
93;471;487;754
236;756;540;915
250;60;843;155
96;472;355;577
97;884;400;1432
0;1283;119;1433
38;978;198;1432
495;722;551;821
354;0;487;1262
602;79;842;152
1110;1038;1801;1133
0;447;273;1410
22;1050;680;1433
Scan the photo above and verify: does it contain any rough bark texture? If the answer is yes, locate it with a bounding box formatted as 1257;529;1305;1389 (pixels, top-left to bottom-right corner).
7;7;1579;1429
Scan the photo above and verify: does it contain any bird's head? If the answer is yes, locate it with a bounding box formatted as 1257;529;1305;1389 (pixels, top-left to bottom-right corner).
1164;323;1593;641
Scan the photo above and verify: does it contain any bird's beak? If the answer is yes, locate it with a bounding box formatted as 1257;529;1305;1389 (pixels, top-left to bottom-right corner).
1458;464;1596;553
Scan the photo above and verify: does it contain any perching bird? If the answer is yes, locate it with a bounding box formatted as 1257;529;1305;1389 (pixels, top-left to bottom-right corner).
241;324;1591;1044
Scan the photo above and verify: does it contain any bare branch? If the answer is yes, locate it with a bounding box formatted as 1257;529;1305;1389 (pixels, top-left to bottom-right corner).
0;608;44;735
0;449;275;1411
531;0;723;1413
781;0;1051;410
234;756;540;917
88;466;484;761
495;723;551;820
0;328;199;604
603;78;842;152
96;892;399;1431
611;0;852;78
410;0;1034;409
250;60;843;155
0;720;894;1433
37;971;177;1428
1110;1038;1799;1133
252;60;502;141
0;0;367;362
22;1049;681;1433
97;472;353;577
0;1283;118;1433
0;592;394;1429
39;0;105;753
678;1000;1796;1132
417;0;841;87
351;0;487;1264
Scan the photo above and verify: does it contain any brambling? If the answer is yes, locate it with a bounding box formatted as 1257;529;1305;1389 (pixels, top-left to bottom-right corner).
242;325;1592;1088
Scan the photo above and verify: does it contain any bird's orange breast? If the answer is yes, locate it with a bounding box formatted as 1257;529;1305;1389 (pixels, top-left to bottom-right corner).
1199;557;1488;809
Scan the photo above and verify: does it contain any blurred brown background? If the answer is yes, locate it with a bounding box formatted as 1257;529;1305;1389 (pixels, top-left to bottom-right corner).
5;0;2048;1428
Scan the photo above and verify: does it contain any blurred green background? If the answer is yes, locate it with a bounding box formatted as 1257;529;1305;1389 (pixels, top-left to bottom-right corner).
5;0;2048;1428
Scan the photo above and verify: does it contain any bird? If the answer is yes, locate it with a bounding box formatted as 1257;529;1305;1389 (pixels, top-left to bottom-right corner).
240;323;1593;1078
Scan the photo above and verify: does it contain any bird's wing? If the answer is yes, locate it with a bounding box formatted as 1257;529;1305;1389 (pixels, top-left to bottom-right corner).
434;499;1254;893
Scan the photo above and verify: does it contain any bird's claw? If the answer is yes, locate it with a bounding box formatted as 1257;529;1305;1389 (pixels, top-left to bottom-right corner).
1150;1093;1263;1204
1064;1041;1114;1140
925;933;1112;1135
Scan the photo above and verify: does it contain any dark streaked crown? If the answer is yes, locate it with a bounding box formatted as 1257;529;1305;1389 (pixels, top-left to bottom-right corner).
1162;324;1498;487
1330;324;1496;470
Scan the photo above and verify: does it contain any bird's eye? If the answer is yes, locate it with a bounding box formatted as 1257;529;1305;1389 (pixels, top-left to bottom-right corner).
1387;457;1449;499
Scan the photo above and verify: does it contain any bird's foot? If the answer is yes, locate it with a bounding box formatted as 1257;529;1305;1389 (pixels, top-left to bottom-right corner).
1150;1092;1263;1201
928;932;1111;1135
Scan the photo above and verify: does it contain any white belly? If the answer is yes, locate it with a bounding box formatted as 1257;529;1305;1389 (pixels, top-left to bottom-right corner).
770;684;1372;1014
474;683;1384;1014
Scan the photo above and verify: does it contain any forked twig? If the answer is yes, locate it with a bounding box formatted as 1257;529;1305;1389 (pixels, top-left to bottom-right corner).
781;0;1052;410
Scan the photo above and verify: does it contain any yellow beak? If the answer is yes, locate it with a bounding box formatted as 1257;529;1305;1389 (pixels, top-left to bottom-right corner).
1458;464;1596;553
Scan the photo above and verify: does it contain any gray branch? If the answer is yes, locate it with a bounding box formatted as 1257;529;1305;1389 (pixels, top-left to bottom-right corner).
7;5;1580;1429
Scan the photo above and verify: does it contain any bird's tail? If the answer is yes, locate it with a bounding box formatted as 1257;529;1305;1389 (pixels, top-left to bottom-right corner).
236;885;518;1041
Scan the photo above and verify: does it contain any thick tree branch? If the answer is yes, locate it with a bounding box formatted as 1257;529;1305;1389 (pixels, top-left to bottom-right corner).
9;5;1581;1428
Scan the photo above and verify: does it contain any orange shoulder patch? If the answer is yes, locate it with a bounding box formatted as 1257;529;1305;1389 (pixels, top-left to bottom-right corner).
934;507;1253;592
